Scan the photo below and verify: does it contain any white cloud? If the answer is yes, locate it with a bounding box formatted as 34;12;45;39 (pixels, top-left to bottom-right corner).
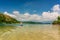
3;4;60;22
13;11;20;16
29;14;41;21
42;11;59;22
4;11;16;18
52;4;60;12
24;12;30;19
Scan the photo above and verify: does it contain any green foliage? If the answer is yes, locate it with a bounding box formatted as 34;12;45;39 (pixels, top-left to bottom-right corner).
53;16;60;24
0;13;20;24
58;16;60;20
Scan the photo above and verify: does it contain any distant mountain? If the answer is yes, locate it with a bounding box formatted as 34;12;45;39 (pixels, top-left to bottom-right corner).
22;21;42;24
41;21;52;24
0;13;20;24
22;21;51;24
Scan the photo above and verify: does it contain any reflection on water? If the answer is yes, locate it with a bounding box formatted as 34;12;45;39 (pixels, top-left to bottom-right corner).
0;24;60;40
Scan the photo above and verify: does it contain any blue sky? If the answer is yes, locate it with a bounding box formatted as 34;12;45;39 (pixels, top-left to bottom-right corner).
0;0;59;14
0;0;60;22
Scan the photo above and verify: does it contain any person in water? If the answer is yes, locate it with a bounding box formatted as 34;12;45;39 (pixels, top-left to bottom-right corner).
20;22;23;26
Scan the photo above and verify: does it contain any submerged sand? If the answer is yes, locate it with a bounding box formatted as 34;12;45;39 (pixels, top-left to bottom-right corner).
0;24;60;40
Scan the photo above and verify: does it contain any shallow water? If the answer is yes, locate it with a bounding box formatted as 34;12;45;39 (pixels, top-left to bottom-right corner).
0;24;60;40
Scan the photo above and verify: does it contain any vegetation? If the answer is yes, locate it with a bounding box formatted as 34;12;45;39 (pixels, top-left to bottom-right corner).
0;13;20;24
52;16;60;24
22;21;42;24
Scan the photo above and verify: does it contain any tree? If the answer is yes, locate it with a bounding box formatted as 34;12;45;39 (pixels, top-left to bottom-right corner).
53;16;60;24
0;13;20;24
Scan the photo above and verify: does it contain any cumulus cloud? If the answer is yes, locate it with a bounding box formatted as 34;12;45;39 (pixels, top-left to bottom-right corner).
3;4;60;22
42;11;59;22
13;11;20;16
52;4;60;12
24;13;30;19
4;11;16;18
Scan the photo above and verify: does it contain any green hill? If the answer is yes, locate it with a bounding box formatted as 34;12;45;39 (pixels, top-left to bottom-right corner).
0;13;20;24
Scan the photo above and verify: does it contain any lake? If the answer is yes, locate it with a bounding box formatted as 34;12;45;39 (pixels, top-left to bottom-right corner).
0;24;60;40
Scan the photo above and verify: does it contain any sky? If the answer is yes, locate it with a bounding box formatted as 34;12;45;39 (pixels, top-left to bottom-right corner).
0;0;60;22
0;0;59;14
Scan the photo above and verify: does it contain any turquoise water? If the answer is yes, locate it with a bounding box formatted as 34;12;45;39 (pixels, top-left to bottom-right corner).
0;24;59;31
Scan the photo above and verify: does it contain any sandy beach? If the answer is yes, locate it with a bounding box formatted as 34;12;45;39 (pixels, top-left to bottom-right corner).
0;25;60;40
